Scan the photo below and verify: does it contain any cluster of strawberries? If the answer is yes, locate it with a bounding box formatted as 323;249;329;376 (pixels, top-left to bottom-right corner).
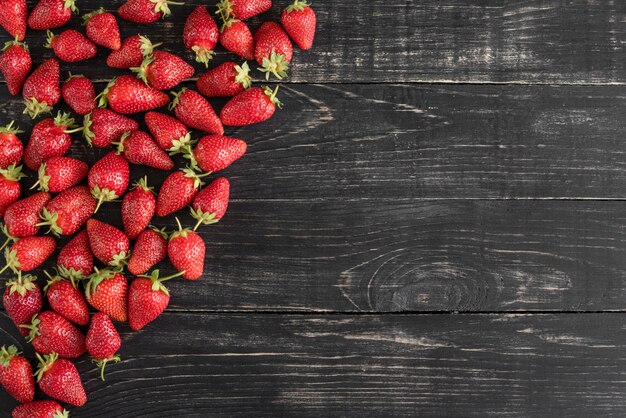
0;0;316;416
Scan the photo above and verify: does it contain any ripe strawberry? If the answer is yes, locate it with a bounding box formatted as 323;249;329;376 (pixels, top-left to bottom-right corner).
62;74;96;115
12;400;69;418
0;345;34;404
35;353;86;406
84;268;128;322
22;58;60;118
31;156;88;193
116;131;174;170
170;88;223;135
0;40;31;96
118;0;183;24
0;165;25;218
129;269;184;331
23;312;86;358
197;61;251;97
38;186;96;236
281;0;316;50
83;8;121;50
4;192;50;238
255;22;292;79
24;112;79;171
2;274;42;335
219;18;255;60
86;219;130;267
57;229;93;280
216;0;271;21
156;168;205;217
44;272;90;326
106;34;160;69
86;312;121;380
127;227;168;275
82;108;139;148
2;236;55;273
0;122;24;168
168;218;205;280
45;29;97;62
122;177;155;239
131;50;194;91
144;111;191;153
0;0;27;40
185;135;246;174
28;0;77;30
184;6;218;67
98;75;170;114
191;177;230;230
221;86;281;126
88;151;130;212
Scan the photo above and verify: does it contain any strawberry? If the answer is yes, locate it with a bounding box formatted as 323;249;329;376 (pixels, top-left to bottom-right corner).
82;108;139;148
191;177;230;230
197;61;251;97
106;34;160;69
35;353;86;406
156;168;205;217
0;345;34;404
129;269;183;331
121;177;155;239
2;274;42;335
0;122;24;168
22;58;60;118
281;0;316;50
38;186;96;236
86;219;130;267
216;0;271;21
168;218;205;280
31;156;88;193
28;0;77;30
116;131;174;170
255;22;292;79
1;236;55;273
57;229;93;280
221;86;281;126
0;40;31;96
83;8;121;50
86;312;121;380
170;88;224;135
144;111;191;153
118;0;183;24
127;227;168;275
62;74;96;115
84;268;128;322
4;191;50;238
131;50;194;91
24;112;80;171
88;151;130;212
219;18;255;60
44;272;90;326
0;0;27;40
185;135;246;174
12;400;69;418
0;165;25;218
45;29;97;62
23;312;86;358
184;6;219;67
98;75;170;114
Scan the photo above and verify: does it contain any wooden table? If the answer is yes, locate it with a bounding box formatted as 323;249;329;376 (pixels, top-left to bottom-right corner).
2;0;626;416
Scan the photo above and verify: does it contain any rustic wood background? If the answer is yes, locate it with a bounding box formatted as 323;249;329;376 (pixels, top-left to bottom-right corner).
2;0;626;416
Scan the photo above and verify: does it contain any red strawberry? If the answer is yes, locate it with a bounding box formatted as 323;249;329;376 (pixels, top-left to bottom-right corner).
106;34;160;69
86;219;130;267
38;185;96;236
98;75;170;114
132;50;194;91
22;58;60;118
31;156;88;193
0;345;34;404
82;108;139;148
28;0;77;30
2;236;55;273
0;0;27;40
4;192;50;238
44;272;90;326
86;312;121;380
84;268;128;322
128;269;183;331
35;353;86;406
219;18;255;60
127;227;167;275
185;135;246;174
168;218;205;280
0;122;24;168
45;29;97;63
221;86;281;126
83;8;121;50
24;112;79;171
184;6;219;66
118;0;183;24
2;274;42;335
12;400;69;418
170;88;223;135
0;165;25;218
144;111;191;153
156;168;205;217
121;177;155;239
281;0;316;50
255;22;292;79
88;151;130;212
23;312;86;358
57;229;93;280
62;74;96;115
216;0;271;21
116;131;174;170
0;40;31;96
197;61;251;97
191;177;230;230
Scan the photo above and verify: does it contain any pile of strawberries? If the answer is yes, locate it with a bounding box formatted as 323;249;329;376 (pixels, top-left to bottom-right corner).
0;0;316;415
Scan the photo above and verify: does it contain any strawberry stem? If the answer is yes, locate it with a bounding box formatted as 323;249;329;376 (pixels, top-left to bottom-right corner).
93;355;120;381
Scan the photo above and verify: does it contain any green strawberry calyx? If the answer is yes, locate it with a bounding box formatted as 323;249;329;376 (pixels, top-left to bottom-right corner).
53;409;70;418
138;269;186;296
168;132;194;155
286;0;311;13
139;35;162;57
169;88;188;110
84;267;117;299
5;273;37;297
109;250;130;268
259;51;289;80
44;269;80;292
0;222;18;252
2;38;28;52
132;176;154;194
82;7;107;24
93;355;121;381
216;0;234;21
192;45;215;68
235;62;252;89
35;352;59;382
53;111;82;133
0;246;22;275
112;132;131;155
149;225;169;240
0;164;26;182
63;0;78;13
21;313;42;343
91;185;121;213
30;162;51;192
0;120;24;135
36;207;63;236
219;16;239;33
43;30;57;49
97;78;117;108
82;112;97;145
23;97;53;119
57;264;87;282
150;0;184;18
170;217;193;241
264;86;283;109
130;54;155;85
190;206;220;231
0;345;20;367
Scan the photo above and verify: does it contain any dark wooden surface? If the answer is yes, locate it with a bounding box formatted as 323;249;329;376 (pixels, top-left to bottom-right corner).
2;0;626;416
